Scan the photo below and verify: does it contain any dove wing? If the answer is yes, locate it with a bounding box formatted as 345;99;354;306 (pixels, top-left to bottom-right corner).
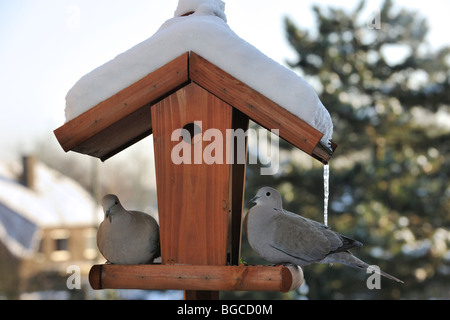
270;209;357;263
300;213;363;253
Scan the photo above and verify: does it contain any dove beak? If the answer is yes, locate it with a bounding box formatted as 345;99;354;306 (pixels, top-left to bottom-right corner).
248;195;260;205
105;209;112;222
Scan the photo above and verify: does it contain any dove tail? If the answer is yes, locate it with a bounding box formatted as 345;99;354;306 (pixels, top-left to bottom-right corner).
368;265;404;283
322;252;404;283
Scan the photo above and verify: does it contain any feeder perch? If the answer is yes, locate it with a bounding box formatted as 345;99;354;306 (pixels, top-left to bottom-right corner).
89;264;303;298
54;52;336;299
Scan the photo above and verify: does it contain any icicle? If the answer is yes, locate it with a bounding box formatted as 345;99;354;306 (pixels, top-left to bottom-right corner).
323;164;329;226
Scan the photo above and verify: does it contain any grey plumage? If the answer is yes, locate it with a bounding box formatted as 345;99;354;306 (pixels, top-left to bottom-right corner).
97;194;160;264
245;187;403;283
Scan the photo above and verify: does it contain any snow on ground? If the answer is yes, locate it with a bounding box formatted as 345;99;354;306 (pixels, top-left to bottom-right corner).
65;0;333;145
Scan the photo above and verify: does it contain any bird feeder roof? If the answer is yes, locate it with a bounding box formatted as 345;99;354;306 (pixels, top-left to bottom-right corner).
55;4;336;162
54;52;335;163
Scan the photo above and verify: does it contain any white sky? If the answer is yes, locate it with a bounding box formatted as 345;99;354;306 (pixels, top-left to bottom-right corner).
0;0;449;161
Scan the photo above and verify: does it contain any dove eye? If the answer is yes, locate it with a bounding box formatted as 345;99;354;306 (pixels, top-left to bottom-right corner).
114;201;118;205
266;192;271;197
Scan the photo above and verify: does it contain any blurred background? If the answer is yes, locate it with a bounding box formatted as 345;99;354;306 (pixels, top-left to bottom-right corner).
0;0;449;299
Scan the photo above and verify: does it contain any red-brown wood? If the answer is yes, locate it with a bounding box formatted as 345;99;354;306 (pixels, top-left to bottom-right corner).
54;52;190;161
89;264;304;293
151;83;233;266
189;52;334;163
228;109;249;265
54;51;335;163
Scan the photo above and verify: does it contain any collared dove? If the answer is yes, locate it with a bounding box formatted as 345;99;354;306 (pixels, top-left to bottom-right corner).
245;187;403;283
97;194;160;264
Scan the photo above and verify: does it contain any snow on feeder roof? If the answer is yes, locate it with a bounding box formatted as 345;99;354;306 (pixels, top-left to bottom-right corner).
63;0;333;148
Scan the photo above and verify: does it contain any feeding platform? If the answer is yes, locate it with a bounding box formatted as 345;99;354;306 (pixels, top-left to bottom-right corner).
89;264;302;296
54;51;336;299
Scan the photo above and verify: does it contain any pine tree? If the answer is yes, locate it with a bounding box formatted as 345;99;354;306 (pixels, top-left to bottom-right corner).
242;0;450;299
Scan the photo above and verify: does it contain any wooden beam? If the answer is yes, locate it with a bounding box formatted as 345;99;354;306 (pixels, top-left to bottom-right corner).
189;52;336;164
229;109;250;265
312;141;338;165
89;264;303;293
53;52;190;160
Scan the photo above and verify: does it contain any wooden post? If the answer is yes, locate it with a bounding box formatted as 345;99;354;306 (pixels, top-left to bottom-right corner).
229;109;249;265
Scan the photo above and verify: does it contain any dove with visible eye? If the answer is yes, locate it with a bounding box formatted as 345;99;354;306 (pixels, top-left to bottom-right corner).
245;187;403;283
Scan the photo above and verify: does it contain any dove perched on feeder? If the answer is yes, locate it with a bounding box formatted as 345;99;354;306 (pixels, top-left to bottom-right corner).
97;194;160;264
245;187;403;283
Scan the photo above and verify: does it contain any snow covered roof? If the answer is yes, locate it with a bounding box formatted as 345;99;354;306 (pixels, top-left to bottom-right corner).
64;0;333;146
0;160;102;258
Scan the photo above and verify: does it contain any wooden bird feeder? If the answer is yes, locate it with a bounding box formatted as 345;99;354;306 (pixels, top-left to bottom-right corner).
54;51;337;299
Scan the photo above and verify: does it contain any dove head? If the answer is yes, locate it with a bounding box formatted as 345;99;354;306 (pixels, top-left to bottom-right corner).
249;187;283;209
102;194;122;221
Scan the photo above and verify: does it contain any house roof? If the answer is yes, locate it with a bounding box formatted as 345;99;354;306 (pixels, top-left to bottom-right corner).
0;160;102;258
